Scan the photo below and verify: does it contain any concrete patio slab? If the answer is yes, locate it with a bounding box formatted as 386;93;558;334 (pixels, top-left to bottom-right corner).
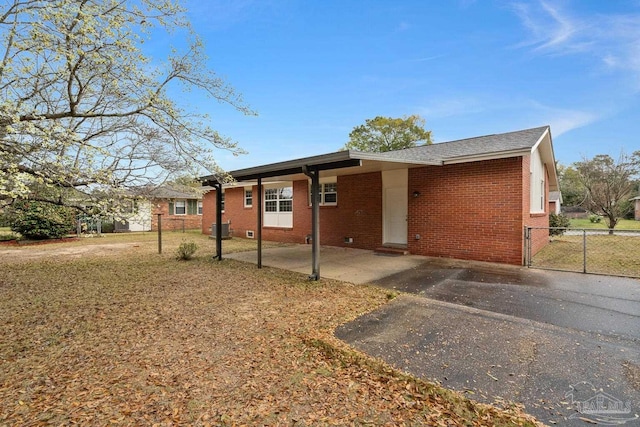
224;244;428;284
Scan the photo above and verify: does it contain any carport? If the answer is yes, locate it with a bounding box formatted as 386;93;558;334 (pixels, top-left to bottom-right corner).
200;150;438;280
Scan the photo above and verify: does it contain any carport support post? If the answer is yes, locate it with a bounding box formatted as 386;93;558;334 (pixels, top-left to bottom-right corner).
214;182;223;261
257;177;262;269
304;166;320;280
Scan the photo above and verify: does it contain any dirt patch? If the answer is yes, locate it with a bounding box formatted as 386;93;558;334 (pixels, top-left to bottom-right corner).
0;242;143;261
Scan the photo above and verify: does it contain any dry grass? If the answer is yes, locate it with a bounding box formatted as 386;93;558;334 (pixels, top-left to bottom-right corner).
532;233;640;277
0;234;541;426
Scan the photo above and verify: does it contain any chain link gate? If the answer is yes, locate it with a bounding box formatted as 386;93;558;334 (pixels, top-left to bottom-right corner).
525;227;640;278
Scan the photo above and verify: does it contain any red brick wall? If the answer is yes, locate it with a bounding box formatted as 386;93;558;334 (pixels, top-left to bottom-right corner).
407;158;525;264
635;199;640;221
203;158;550;265
202;173;383;248
151;199;202;231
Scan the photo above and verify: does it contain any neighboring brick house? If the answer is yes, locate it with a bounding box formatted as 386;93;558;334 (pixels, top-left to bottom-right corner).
548;191;562;215
146;185;210;231
201;126;558;266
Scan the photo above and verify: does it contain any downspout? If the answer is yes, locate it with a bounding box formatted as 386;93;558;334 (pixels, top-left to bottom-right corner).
303;165;320;280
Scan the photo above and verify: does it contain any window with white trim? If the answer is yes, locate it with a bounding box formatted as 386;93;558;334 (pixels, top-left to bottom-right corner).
309;179;338;206
220;192;225;211
530;149;545;213
197;200;203;215
264;184;293;228
244;188;253;207
174;200;186;215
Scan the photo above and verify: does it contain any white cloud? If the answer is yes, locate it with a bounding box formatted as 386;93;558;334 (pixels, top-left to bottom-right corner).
526;100;599;136
511;1;640;86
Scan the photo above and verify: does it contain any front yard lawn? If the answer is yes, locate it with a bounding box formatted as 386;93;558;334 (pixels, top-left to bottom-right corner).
0;234;540;425
570;218;640;230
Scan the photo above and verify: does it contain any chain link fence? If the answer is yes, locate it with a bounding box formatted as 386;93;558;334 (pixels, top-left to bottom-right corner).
525;227;640;278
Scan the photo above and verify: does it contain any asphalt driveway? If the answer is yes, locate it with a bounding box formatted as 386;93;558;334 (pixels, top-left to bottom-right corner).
228;245;640;425
336;257;640;425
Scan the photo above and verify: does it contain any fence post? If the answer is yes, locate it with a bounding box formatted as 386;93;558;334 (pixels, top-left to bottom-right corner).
157;214;162;254
524;227;531;267
582;229;587;274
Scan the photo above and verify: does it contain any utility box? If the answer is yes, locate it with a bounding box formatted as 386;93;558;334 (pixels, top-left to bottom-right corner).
211;222;231;239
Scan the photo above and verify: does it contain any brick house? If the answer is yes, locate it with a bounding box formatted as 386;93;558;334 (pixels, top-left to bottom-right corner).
201;126;558;266
548;191;562;215
145;185;210;231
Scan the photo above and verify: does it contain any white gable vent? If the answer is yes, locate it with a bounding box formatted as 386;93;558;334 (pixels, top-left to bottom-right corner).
246;230;255;239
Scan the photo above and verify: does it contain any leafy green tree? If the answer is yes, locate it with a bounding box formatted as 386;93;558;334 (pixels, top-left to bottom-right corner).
0;0;253;213
10;200;75;239
557;164;585;207
575;151;640;233
344;115;432;152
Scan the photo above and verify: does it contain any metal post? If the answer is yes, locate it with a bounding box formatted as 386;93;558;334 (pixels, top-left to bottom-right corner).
214;183;222;261
583;229;587;274
157;214;162;254
257;178;262;269
304;166;320;280
524;227;529;267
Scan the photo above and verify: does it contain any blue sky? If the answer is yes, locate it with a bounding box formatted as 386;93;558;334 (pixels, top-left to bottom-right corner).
171;0;640;171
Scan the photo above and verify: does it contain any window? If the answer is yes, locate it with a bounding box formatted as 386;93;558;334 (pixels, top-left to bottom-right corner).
322;183;337;204
187;199;198;215
122;199;138;214
530;149;545;213
244;188;253;207
220;192;225;211
174;200;186;215
264;184;293;228
309;180;337;206
170;199;200;215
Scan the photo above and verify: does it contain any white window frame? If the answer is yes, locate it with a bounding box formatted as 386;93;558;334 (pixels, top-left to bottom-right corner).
197;200;203;215
264;182;293;228
530;149;545;213
174;200;186;215
309;178;337;206
244;187;253;208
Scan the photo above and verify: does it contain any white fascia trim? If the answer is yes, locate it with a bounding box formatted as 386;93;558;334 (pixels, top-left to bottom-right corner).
530;127;549;153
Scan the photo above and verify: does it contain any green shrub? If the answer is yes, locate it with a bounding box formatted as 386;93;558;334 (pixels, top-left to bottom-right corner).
101;221;115;233
176;240;198;260
549;213;571;236
10;201;76;240
588;214;602;223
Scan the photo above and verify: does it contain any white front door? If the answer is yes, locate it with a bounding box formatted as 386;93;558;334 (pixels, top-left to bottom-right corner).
382;169;408;245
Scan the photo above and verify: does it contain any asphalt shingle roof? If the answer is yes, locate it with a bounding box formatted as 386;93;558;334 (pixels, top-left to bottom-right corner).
372;125;550;163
